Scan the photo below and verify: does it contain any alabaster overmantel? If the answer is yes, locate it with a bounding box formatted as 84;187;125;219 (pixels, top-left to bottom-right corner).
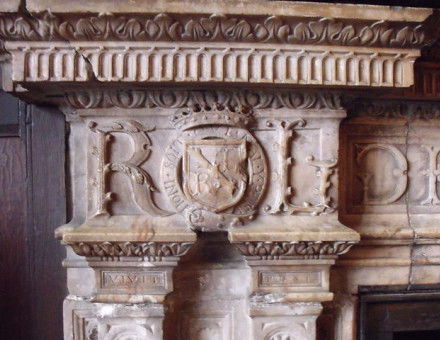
0;0;434;97
0;1;437;340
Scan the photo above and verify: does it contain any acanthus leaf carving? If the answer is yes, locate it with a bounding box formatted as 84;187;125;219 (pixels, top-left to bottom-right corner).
0;12;427;48
70;241;192;260
346;99;440;119
66;89;343;110
235;241;356;260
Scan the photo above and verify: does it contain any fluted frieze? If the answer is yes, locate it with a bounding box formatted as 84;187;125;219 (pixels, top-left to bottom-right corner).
5;41;419;87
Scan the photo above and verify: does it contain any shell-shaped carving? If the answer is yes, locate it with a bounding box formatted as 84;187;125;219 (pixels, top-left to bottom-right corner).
103;325;151;340
267;331;296;340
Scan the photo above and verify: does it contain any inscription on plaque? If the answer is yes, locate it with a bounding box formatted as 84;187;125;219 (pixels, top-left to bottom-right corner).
101;271;167;290
258;271;321;287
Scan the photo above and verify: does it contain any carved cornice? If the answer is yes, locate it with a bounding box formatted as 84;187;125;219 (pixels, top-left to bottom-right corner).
236;241;356;260
70;241;192;260
0;12;427;48
65;89;343;110
0;9;432;92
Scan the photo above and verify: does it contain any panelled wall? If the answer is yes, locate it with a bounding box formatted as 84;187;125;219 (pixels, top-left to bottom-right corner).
0;93;66;340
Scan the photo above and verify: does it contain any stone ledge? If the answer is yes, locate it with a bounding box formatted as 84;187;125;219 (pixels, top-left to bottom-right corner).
59;215;360;261
25;0;432;22
250;291;334;303
59;215;359;243
229;215;360;242
342;214;440;240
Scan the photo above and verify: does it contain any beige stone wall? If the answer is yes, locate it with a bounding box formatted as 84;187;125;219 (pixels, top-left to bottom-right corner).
0;1;438;339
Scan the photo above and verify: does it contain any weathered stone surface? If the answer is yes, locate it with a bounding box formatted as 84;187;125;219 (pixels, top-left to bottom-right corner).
25;0;432;22
0;0;20;12
0;2;432;94
1;1;439;339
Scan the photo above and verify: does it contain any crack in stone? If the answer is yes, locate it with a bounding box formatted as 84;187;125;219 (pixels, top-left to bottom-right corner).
73;48;100;82
405;118;418;289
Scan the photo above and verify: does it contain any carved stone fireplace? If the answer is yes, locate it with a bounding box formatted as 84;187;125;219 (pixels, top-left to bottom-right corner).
1;1;439;339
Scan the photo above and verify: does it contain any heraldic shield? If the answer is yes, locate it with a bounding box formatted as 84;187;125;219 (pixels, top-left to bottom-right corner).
182;139;248;213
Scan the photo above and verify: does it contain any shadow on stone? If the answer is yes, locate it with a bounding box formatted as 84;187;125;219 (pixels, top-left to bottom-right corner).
163;231;252;340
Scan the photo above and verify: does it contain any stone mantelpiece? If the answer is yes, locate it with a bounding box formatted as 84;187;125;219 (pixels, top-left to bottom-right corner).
56;91;356;339
1;1;439;340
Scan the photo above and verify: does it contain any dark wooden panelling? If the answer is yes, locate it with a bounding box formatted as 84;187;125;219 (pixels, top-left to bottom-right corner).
0;136;28;339
0;97;66;339
0;91;20;137
26;105;66;340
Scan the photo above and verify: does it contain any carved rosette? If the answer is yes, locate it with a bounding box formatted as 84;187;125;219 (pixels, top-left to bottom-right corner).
161;104;268;231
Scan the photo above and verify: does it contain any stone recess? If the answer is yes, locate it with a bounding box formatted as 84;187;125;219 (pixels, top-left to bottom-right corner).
0;1;438;340
327;99;440;339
